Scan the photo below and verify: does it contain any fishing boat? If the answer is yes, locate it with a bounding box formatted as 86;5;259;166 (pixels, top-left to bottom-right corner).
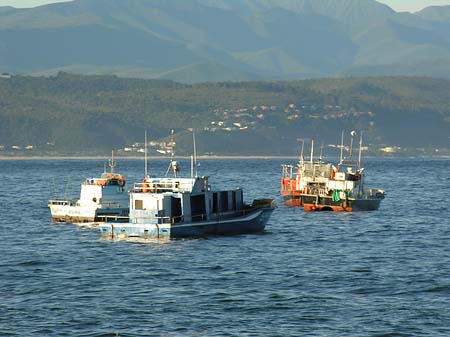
281;131;384;212
99;132;275;239
48;150;129;223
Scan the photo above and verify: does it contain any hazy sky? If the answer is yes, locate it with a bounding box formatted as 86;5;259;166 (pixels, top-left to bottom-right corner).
1;0;450;12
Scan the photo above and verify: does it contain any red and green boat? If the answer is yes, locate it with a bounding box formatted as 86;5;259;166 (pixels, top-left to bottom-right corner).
281;131;385;212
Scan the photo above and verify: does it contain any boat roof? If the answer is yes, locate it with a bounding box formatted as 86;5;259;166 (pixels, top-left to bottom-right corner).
133;176;206;194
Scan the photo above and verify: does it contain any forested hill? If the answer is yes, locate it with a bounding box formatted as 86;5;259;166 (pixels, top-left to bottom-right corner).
1;73;449;156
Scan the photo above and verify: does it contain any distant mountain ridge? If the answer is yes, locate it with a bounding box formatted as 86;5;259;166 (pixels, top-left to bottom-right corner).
1;0;450;82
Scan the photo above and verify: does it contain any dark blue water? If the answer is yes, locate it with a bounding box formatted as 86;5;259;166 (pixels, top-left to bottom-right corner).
1;158;450;336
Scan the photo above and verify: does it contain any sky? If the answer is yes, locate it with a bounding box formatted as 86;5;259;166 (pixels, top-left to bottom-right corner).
1;0;450;12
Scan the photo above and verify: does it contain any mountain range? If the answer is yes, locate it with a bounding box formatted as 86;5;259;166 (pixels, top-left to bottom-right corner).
1;0;450;82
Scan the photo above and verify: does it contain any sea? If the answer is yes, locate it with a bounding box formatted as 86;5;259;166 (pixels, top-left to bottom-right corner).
0;157;449;337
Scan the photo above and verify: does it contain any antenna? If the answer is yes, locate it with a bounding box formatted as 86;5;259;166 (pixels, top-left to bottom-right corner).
319;143;324;163
108;149;116;173
299;139;305;166
170;129;175;160
193;131;198;177
339;130;344;163
358;131;363;168
144;130;148;177
349;130;356;160
52;177;56;199
63;176;70;201
310;139;314;164
165;130;179;177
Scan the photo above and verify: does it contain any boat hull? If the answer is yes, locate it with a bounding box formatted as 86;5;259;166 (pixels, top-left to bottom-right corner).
49;204;128;223
99;207;275;239
282;192;383;212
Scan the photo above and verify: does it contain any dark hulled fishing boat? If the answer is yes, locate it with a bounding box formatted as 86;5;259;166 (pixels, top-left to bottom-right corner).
281;131;384;212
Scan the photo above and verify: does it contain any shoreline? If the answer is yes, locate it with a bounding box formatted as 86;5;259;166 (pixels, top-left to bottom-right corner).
1;155;450;160
0;155;297;160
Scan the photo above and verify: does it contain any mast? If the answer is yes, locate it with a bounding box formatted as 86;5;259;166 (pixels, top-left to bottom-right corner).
348;130;356;160
299;139;305;166
193;131;198;178
109;149;116;173
319;143;324;163
357;131;364;196
165;129;178;177
310;139;314;164
358;131;363;169
339;130;344;164
144;130;148;177
170;129;175;161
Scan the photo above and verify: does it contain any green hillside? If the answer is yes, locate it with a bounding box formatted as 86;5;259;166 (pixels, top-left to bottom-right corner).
1;73;449;156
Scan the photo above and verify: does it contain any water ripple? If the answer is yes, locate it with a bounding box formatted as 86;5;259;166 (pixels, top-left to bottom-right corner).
0;158;449;336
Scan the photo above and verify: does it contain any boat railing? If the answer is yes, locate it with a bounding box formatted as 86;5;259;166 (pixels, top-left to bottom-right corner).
281;164;295;179
154;209;253;225
129;215;174;224
48;199;72;206
132;178;196;193
97;215;129;222
128;199;275;225
132;182;183;193
100;202;127;209
133;183;171;193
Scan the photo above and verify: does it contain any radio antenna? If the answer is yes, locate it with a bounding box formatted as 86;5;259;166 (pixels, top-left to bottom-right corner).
193;131;198;177
108;149;116;173
144;130;148;177
339;130;344;164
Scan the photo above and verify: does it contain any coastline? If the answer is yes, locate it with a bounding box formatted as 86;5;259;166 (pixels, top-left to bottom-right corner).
0;155;298;160
1;155;449;160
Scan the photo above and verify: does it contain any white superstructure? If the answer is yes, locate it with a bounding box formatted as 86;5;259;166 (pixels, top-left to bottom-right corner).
48;151;129;223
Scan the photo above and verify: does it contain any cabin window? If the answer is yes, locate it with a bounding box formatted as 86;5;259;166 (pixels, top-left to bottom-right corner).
236;190;243;209
171;198;182;216
220;191;228;212
135;199;143;210
213;193;218;213
191;195;206;221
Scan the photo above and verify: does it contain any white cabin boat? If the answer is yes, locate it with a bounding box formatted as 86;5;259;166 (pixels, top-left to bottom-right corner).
99;132;275;238
48;151;129;223
99;174;275;239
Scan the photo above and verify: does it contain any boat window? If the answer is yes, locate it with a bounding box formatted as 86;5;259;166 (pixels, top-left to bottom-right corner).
231;191;237;211
219;191;228;212
191;195;206;221
135;199;143;210
212;193;218;213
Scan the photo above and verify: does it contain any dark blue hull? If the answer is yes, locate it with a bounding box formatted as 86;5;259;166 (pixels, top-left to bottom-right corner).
100;207;275;239
283;194;383;211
